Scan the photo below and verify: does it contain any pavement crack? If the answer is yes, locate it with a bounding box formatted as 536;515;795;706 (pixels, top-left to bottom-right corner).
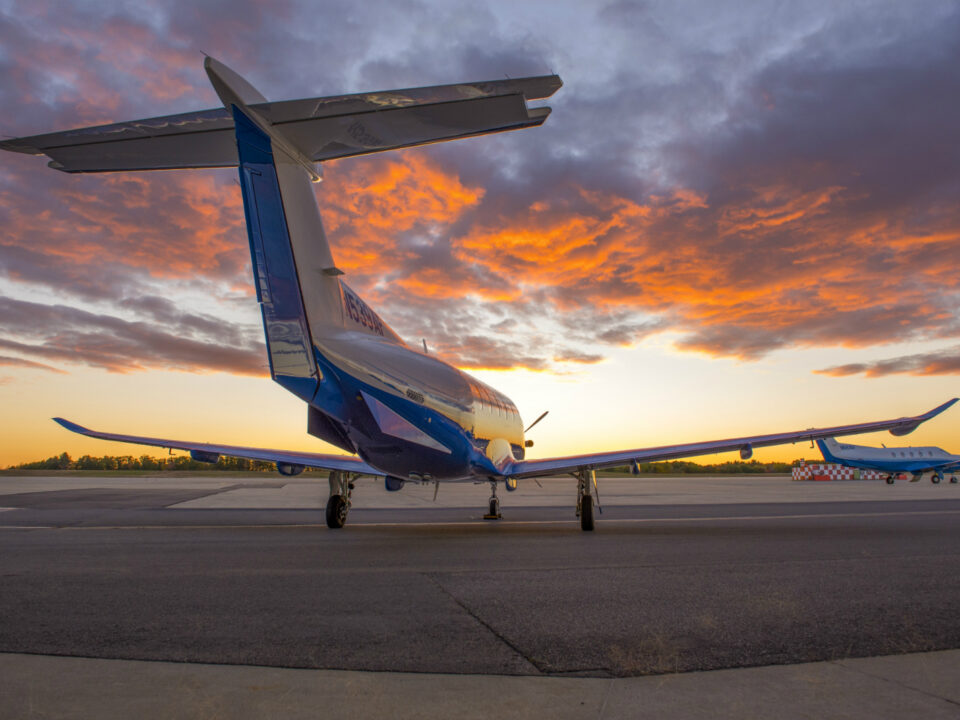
832;659;960;708
424;573;546;675
596;678;615;719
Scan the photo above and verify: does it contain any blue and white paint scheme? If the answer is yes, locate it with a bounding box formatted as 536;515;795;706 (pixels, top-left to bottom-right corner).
3;57;957;530
817;437;960;484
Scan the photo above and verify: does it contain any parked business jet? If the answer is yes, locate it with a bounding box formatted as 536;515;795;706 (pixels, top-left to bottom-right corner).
818;438;960;484
3;58;956;530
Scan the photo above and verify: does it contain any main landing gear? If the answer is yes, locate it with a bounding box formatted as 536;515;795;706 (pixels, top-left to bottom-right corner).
325;471;354;529
575;468;600;532
484;480;501;520
932;471;944;484
884;474;895;485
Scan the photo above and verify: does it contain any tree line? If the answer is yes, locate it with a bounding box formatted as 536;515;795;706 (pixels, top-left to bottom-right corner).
10;453;794;474
603;459;794;475
11;452;280;472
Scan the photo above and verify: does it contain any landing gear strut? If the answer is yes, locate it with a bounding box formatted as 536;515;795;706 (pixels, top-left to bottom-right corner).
325;471;354;529
575;468;599;531
483;480;501;520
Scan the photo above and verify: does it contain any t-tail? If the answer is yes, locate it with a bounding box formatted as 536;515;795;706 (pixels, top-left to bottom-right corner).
205;57;374;406
0;56;562;420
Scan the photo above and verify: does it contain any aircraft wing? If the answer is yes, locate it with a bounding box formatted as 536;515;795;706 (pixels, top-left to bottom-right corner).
53;418;381;475
0;75;561;173
506;399;958;479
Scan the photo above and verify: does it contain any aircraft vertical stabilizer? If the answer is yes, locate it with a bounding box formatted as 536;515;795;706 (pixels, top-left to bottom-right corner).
205;57;406;385
232;108;319;400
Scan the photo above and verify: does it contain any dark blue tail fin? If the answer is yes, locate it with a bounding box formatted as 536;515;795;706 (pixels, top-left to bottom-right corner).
233;107;318;401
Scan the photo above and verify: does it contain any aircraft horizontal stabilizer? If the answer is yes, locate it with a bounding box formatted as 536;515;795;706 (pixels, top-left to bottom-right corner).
53;418;381;476
0;75;561;173
506;398;958;479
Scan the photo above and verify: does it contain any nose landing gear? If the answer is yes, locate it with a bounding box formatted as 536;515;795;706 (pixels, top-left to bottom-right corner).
484;480;501;519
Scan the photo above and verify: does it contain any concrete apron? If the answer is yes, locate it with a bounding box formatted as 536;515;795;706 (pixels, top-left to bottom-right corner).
1;650;958;720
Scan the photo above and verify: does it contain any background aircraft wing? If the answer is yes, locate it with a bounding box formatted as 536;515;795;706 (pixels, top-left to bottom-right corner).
507;399;958;479
0;75;561;173
53;418;381;475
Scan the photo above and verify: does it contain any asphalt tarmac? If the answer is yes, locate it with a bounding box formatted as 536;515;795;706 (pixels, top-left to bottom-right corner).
1;474;959;679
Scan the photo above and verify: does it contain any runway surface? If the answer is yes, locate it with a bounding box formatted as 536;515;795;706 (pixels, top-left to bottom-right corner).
1;474;958;678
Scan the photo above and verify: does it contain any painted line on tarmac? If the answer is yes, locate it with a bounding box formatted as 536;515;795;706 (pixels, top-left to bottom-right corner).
0;526;56;529
356;508;960;527
4;508;960;531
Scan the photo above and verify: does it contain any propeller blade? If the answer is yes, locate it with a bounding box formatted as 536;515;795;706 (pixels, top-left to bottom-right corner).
525;410;549;433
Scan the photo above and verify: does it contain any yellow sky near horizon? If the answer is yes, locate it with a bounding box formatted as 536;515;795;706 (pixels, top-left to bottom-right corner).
2;338;956;469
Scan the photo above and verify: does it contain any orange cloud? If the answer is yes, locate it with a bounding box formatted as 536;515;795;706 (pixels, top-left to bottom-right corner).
4;133;959;375
310;149;960;368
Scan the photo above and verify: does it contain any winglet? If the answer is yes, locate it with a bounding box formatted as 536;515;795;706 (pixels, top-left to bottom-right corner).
53;417;91;436
889;397;958;436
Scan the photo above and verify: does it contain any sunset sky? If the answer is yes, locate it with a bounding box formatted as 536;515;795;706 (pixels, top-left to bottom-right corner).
1;0;958;468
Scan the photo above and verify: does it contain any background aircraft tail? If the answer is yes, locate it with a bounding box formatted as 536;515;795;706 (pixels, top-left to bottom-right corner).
816;437;842;463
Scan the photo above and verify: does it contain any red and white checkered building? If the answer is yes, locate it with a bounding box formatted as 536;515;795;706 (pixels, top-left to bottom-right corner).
792;460;884;481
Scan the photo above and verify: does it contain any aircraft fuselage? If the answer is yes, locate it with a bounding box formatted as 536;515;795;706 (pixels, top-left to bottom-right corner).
306;328;526;482
817;438;960;476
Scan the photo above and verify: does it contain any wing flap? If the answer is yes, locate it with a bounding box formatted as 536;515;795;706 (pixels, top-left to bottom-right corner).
53;417;380;475
508;399;958;479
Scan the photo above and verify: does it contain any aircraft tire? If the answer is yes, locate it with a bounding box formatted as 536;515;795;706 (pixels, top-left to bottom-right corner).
580;494;595;532
488;497;500;518
932;475;941;484
951;477;958;484
326;494;347;529
885;476;895;485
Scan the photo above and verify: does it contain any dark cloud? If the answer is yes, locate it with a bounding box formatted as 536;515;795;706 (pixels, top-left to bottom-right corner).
552;349;604;364
816;347;960;378
0;296;265;375
0;354;66;373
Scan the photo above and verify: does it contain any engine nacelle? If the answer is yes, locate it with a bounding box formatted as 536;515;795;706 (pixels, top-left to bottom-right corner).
384;475;406;492
190;450;220;464
505;477;518;492
277;462;305;476
485;438;515;470
739;444;753;460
